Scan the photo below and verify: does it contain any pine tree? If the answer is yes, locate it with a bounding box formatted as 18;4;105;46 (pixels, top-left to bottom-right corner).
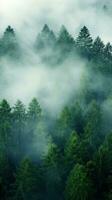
57;25;74;53
13;158;44;200
65;164;94;200
92;36;104;60
70;102;84;134
35;24;56;51
64;131;79;173
75;26;93;58
104;42;112;60
84;100;103;147
55;106;72;147
44;142;62;200
0;100;12;152
28;98;42;122
12;100;26;160
92;133;112;199
0;26;20;57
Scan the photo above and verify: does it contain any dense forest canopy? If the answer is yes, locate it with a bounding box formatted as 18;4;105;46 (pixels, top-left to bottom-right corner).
1;24;112;200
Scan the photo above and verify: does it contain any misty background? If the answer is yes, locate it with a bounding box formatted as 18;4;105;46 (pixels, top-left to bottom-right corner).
0;0;112;42
0;0;112;114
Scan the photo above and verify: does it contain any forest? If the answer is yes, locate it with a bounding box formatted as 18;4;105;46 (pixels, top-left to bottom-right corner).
0;24;112;200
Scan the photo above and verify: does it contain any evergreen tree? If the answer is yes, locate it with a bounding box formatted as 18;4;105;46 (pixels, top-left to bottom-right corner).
92;36;104;60
94;133;112;199
12;100;26;160
75;26;93;58
44;142;62;200
64;131;80;173
104;42;112;60
0;100;12;153
84;100;103;148
0;26;20;58
55;106;72;147
35;24;56;51
0;150;13;200
57;25;74;56
65;164;94;200
27;98;42;122
70;102;84;134
13;158;44;200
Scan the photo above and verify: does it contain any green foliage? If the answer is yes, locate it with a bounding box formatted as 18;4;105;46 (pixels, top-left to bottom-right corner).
65;164;94;200
28;98;42;121
64;131;80;172
70;102;84;134
11;101;27;160
75;26;93;58
0;26;20;58
44;142;62;200
35;24;56;51
57;25;74;56
0;100;11;150
92;36;104;59
13;158;44;200
84;100;103;144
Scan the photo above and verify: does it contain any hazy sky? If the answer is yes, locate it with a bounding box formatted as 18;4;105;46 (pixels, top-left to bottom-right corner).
0;0;112;42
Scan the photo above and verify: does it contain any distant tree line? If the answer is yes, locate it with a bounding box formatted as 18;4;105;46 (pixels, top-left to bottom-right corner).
1;24;112;75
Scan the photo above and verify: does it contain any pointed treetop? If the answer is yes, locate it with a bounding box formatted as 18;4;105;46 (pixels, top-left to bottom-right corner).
81;26;89;32
41;24;56;40
75;26;93;54
0;99;11;117
105;42;112;51
28;98;42;120
77;26;92;40
60;25;68;34
4;25;15;36
42;24;50;33
59;25;71;37
93;36;105;49
35;24;56;50
58;25;74;43
13;100;26;115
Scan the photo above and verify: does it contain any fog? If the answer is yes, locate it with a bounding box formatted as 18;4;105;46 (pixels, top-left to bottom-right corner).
0;0;112;42
0;0;112;114
0;55;86;114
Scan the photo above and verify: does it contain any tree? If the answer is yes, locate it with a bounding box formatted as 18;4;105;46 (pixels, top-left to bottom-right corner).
65;164;94;200
0;150;13;200
0;100;12;152
35;24;57;64
92;36;104;60
12;100;26;161
64;131;80;173
26;99;43;161
0;26;20;58
55;106;72;147
13;158;44;200
35;24;56;52
57;25;74;55
75;26;93;58
94;133;112;199
84;100;103;148
70;102;84;134
27;98;42;122
44;142;62;200
104;42;112;60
